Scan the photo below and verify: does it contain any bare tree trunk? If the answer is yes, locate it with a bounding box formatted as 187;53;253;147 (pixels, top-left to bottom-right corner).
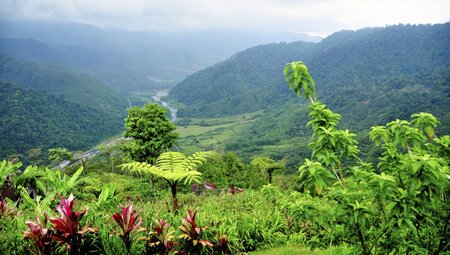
170;183;178;211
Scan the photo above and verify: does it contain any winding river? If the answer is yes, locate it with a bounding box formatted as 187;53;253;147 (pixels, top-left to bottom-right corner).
151;90;178;122
56;90;178;169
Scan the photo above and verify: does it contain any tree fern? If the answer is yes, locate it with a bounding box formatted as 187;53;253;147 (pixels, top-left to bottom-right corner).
121;151;213;211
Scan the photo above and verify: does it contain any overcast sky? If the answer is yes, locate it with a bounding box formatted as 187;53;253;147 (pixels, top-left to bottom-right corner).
1;0;449;36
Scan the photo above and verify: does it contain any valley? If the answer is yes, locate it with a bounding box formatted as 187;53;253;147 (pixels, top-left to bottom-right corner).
151;90;178;122
0;18;449;255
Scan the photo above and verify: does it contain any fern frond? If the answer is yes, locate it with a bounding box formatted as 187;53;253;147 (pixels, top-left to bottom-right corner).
122;151;212;185
121;162;160;176
181;151;214;171
156;152;187;172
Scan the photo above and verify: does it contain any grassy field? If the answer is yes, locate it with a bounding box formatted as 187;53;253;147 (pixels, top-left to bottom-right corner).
248;245;350;255
176;112;308;171
176;111;263;154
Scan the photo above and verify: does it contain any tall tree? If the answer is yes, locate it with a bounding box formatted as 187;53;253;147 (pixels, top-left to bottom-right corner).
47;148;74;167
124;104;178;164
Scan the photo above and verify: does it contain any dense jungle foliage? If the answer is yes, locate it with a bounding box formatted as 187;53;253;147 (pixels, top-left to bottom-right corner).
171;23;450;118
0;54;128;162
0;82;123;163
172;23;450;169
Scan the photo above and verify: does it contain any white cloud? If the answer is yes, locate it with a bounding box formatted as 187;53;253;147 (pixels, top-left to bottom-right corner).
1;0;449;34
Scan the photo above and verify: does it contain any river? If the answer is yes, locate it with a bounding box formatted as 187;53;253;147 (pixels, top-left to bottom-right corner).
151;90;178;122
56;90;177;169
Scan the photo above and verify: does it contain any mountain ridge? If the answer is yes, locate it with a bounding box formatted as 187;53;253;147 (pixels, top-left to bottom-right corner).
0;82;123;162
169;22;450;117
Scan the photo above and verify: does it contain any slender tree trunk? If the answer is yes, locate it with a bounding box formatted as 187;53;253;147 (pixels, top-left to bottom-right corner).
170;183;178;211
150;174;154;188
111;157;114;173
356;222;371;255
81;159;87;176
435;210;450;254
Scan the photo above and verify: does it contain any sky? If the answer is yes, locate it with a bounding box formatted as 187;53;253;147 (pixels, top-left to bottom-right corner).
1;0;449;36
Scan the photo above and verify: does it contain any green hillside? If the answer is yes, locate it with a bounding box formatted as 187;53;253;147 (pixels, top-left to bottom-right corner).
170;41;314;117
171;23;450;168
170;23;450;118
0;55;129;162
0;54;127;113
0;82;123;162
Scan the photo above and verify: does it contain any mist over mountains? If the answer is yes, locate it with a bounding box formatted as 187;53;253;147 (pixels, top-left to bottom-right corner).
0;19;321;161
0;19;321;91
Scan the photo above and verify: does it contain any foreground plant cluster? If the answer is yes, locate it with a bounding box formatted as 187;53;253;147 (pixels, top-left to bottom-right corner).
20;194;227;255
1;62;449;254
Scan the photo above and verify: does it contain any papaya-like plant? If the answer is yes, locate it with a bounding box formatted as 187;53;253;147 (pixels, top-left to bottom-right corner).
285;61;450;254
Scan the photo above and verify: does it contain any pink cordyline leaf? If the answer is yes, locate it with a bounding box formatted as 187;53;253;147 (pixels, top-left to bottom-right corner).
0;199;16;218
112;204;143;234
204;181;217;190
185;208;198;228
23;213;53;253
199;240;214;247
50;194;86;236
112;204;144;252
155;219;170;234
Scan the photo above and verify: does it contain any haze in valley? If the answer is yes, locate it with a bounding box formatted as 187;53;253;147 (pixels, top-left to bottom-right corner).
1;0;449;37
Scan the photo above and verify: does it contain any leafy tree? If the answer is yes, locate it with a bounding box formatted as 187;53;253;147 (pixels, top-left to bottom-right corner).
98;144;119;173
47;148;73;167
124;104;178;165
284;61;316;103
121;151;212;211
285;61;450;254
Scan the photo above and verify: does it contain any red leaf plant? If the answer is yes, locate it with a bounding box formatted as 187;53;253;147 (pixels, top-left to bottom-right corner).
23;212;55;255
49;194;97;255
0;198;17;219
214;234;230;255
178;208;214;254
210;220;230;254
112;203;145;253
146;219;176;255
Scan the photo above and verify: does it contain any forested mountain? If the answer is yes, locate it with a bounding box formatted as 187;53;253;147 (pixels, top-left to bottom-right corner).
0;19;320;92
170;23;450;166
170;23;450;118
170;41;315;116
0;37;219;92
0;55;128;161
0;82;123;162
0;20;219;91
0;55;127;113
